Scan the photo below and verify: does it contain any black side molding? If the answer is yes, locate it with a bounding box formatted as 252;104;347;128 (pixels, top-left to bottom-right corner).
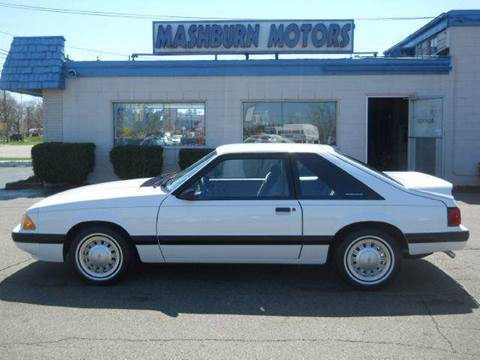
131;236;158;245
154;235;332;245
405;231;469;244
12;233;333;246
12;232;65;244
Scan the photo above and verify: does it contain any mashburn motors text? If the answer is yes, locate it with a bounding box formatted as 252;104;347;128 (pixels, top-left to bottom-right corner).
154;22;353;51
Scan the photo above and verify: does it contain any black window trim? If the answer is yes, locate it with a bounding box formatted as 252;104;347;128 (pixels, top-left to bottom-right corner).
173;152;297;201
290;153;384;201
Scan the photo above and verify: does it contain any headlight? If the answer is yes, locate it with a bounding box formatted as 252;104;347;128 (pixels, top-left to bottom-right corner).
21;214;36;230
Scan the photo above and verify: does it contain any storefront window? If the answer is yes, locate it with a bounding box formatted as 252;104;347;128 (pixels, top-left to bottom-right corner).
114;102;205;146
243;101;336;145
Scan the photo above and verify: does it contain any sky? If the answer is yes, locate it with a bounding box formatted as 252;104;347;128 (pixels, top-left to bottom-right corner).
0;0;478;102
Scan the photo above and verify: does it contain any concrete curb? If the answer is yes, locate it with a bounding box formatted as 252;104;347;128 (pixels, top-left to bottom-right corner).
0;188;47;200
0;160;32;167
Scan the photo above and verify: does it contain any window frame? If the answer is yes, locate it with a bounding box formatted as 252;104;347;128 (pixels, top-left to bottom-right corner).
290;153;384;201
242;100;338;145
112;101;207;148
173;152;297;201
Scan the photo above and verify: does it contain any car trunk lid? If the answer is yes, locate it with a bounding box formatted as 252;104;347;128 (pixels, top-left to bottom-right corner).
384;171;453;198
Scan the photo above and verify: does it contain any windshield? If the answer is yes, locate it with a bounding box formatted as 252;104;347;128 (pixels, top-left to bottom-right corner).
163;150;217;191
333;152;402;186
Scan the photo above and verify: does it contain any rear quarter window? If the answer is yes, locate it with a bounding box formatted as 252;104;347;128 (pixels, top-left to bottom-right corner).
293;153;383;200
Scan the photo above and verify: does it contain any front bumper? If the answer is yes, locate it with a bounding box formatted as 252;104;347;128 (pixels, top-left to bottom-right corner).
12;226;64;262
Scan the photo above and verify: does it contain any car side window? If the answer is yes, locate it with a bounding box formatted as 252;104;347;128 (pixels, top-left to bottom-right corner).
184;157;291;200
293;153;382;200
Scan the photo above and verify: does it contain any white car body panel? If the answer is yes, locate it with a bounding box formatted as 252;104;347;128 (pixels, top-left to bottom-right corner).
300;202;447;235
158;197;302;236
161;245;299;263
136;245;164;263
32;179;164;236
11;143;469;266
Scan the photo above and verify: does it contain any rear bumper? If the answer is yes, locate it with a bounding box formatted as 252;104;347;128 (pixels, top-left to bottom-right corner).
406;229;469;255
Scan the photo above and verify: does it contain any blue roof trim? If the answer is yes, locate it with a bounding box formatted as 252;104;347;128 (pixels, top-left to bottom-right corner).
0;36;65;95
384;10;480;56
65;57;451;77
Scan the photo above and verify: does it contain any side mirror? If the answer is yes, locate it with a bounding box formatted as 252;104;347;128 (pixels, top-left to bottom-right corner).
177;187;196;201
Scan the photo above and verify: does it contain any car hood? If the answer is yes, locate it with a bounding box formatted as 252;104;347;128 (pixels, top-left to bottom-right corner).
29;178;167;212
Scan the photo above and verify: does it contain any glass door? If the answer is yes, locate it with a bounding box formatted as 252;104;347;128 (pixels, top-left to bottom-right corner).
408;97;443;176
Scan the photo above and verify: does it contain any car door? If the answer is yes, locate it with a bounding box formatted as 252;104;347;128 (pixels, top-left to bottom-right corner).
157;153;303;263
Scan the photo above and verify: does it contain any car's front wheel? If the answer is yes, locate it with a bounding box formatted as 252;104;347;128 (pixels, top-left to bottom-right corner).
335;229;401;290
69;225;133;285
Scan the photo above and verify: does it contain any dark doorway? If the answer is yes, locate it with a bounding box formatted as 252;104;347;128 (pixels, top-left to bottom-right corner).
368;97;408;171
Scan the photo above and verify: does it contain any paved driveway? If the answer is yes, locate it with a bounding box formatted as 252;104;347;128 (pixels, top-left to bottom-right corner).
0;192;479;359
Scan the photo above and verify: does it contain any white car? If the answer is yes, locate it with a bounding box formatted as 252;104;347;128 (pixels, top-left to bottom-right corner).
12;144;469;289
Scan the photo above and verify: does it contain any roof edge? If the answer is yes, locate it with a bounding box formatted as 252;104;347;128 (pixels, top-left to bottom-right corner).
64;57;451;78
384;10;480;56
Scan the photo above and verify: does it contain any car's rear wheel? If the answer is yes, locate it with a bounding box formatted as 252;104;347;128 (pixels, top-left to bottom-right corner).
335;229;401;290
69;225;132;285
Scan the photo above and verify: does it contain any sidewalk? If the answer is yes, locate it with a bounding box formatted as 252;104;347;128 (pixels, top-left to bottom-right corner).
0;145;33;159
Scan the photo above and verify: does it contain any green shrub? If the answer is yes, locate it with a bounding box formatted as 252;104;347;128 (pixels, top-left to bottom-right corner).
31;142;95;185
110;145;163;179
178;148;214;170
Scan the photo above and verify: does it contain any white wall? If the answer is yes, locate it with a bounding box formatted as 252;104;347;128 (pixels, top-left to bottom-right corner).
446;26;480;185
47;72;456;184
42;89;63;141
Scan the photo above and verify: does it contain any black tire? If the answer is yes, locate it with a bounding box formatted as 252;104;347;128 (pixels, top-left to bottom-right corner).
334;228;401;290
68;225;133;285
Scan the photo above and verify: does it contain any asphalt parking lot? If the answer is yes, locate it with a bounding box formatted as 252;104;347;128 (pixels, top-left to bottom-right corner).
0;188;479;359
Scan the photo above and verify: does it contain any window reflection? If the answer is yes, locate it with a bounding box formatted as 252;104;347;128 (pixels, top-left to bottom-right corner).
188;158;291;200
243;102;336;145
114;103;205;146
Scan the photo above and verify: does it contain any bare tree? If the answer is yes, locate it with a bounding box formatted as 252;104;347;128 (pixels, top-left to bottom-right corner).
23;102;43;131
0;91;43;141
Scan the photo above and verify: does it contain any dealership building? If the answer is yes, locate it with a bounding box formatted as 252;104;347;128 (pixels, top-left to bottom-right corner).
1;10;479;185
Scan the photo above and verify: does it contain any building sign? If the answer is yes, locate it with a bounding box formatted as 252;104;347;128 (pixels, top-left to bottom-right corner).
153;20;354;55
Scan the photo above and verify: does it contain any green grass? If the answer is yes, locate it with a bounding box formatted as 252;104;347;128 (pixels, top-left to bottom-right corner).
0;136;43;146
0;157;31;161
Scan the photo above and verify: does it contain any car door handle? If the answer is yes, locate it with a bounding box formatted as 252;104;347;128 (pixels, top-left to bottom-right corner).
275;207;292;213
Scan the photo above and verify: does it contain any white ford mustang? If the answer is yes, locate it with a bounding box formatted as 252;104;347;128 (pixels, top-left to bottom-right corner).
12;144;469;289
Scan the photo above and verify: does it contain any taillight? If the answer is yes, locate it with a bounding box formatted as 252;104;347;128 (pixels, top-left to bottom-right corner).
447;207;461;227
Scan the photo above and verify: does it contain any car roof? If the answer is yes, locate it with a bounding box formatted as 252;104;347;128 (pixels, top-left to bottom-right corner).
216;143;335;155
